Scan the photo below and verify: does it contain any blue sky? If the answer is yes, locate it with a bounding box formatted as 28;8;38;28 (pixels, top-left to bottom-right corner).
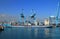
0;0;60;18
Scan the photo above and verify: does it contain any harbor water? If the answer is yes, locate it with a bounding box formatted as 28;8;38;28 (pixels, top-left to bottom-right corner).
0;26;60;39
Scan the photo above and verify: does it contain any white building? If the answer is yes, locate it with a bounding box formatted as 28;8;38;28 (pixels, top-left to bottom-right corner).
44;18;50;26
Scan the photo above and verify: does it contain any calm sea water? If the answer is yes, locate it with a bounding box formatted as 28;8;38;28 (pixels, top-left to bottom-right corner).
0;26;60;39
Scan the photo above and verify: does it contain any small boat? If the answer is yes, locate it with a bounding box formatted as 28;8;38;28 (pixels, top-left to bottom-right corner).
0;26;4;30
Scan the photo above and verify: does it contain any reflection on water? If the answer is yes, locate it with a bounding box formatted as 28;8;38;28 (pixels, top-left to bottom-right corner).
34;28;38;37
0;27;60;39
44;28;50;37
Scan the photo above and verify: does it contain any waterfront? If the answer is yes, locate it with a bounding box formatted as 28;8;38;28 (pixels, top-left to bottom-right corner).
0;26;60;39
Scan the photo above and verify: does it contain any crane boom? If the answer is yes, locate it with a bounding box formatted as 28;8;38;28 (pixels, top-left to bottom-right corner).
56;2;60;26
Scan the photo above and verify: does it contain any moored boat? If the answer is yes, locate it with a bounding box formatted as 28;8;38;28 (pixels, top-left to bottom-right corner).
0;26;4;30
